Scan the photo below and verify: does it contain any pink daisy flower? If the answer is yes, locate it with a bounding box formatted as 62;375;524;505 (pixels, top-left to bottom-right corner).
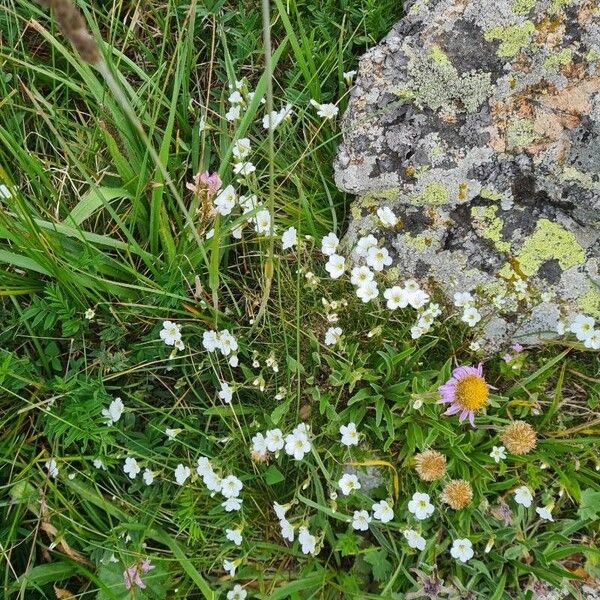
438;364;489;427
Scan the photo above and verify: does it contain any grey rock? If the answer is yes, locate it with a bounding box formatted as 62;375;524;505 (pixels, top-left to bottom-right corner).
335;0;600;349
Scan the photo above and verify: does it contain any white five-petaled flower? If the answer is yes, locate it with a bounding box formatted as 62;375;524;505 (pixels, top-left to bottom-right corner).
403;529;426;551
321;232;339;256
165;428;179;441
284;426;312;461
325;254;346;279
569;314;595;341
583;330;600;349
356;280;379;303
352;510;372;531
324;326;343;346
343;70;357;84
298;526;317;555
514;485;534;508
384;286;410;310
196;456;213;477
372;500;394;523
218;382;234;404
310;99;339;119
366;245;392;271
45;459;59;478
251;432;268;458
233;161;256;177
222;497;243;512
262;104;292;130
174;464;191;486
221;475;243;499
143;469;154;486
226;528;243;546
450;538;474;563
355;234;377;257
377;206;398;227
279;518;294;542
408;492;435;520
490;446;507;463
338;473;361;496
123;457;140;479
254;209;272;235
203;470;222;492
102;397;124;426
339;422;359;447
214;184;237;216
350;266;374;287
462;307;482;327
265;429;285;452
223;559;237;577
453;291;474;307
282;226;298;250
84;308;95;320
227;584;247;600
159;320;183;346
232;137;251;160
535;505;554;521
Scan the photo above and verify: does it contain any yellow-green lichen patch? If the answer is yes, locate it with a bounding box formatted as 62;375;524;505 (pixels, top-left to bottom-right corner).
513;219;585;277
471;205;512;253
429;45;451;65
506;118;538;150
484;21;536;58
586;49;600;63
549;0;571;15
412;181;449;206
578;288;600;317
479;187;503;201
402;232;433;251
544;48;573;70
351;204;363;220
512;0;536;15
361;188;401;208
562;167;600;191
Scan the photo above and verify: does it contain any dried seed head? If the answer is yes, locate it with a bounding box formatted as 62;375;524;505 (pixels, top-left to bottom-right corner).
441;479;473;510
414;450;447;482
501;421;537;455
36;0;101;65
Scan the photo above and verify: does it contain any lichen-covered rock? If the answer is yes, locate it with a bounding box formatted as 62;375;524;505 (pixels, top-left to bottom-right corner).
334;0;600;349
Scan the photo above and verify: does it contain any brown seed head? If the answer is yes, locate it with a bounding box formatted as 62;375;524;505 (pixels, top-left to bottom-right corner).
414;450;447;482
441;479;473;510
501;421;537;455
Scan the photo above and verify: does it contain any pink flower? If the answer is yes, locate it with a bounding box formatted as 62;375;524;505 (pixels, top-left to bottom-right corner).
503;354;512;363
123;559;155;591
438;364;489;427
511;342;524;353
186;171;221;197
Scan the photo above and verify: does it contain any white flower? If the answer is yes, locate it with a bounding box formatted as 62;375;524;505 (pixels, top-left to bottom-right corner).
84;308;95;320
228;90;244;105
265;429;285;452
226;528;243;546
343;70;357;84
0;184;13;198
279;518;295;542
102;397;124;426
225;105;241;122
325;254;346;279
202;330;220;352
262;104;292;130
214;185;237;216
233;161;256;177
203;470;222;492
490;446;507;463
570;314;595;341
372;500;394;523
217;330;238;356
252;432;268;457
254;209;272;235
339;422;359;446
232;225;243;239
350;266;373;287
123;457;140;479
462;307;482;327
366;246;392;271
324;326;342;346
93;458;106;470
338;473;361;496
232;137;251;160
377;207;398;227
450;538;474;563
205;228;214;239
583;330;600;349
407;289;430;310
284;428;311;461
355;234;377;257
454;291;474;307
165;428;179;441
143;469;154;486
45;459;59;478
196;457;213;477
160;321;182;346
469;341;481;352
218;382;233;404
321;232;339;256
221;475;243;498
174;464;191;486
222;497;243;512
535;505;554;521
298;526;317;555
274;502;287;520
282;226;297;250
408;492;435;520
514;485;533;508
356;280;379;303
223;559;237;577
310;99;338;119
403;529;426;551
240;194;259;213
383;286;410;310
352;510;372;531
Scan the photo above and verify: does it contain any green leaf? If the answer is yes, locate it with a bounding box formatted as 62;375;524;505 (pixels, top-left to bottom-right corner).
271;400;290;425
265;465;285;485
363;548;392;582
65;186;131;225
578;488;600;520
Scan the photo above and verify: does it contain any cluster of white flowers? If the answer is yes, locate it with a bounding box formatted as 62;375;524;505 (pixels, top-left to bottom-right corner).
566;314;600;349
203;329;239;366
195;456;244;512
513;485;554;521
102;397;124;426
159;320;185;351
251;428;285;459
453;292;482;328
225;79;261;123
262;103;293;130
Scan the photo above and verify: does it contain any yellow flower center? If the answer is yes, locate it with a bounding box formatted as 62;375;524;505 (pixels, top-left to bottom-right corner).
455;374;489;411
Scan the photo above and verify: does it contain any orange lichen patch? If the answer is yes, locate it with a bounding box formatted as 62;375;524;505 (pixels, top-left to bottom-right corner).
578;1;598;26
540;77;600;116
534;16;565;47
